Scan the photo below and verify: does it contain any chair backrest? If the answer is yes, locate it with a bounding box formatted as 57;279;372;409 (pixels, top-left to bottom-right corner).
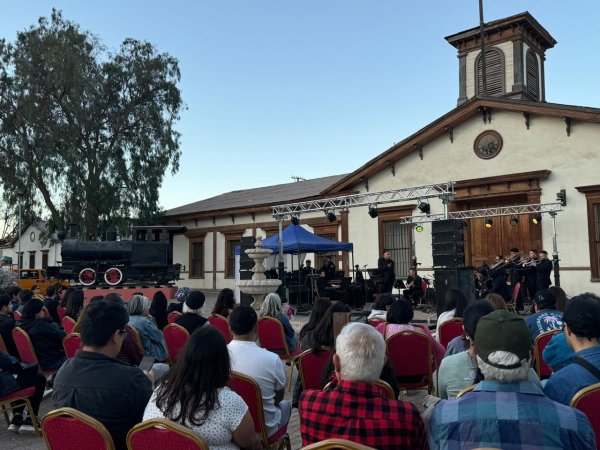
167;311;181;324
372;379;395;400
570;382;600;447
128;325;145;354
62;316;77;334
162;323;190;364
534;329;560;379
12;327;39;365
207;314;232;343
0;334;7;354
57;306;66;321
63;333;82;359
512;282;521;302
298;347;333;391
386;330;433;391
257;316;291;357
13;310;21;321
437;318;464;348
301;438;377;449
42;407;116;450
227;371;270;447
368;319;385;327
127;418;209;450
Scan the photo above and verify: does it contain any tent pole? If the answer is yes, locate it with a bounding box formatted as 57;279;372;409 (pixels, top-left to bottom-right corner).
351;251;355;279
278;217;286;300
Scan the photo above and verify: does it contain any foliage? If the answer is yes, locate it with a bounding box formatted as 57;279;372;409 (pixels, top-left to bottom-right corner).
0;268;17;288
0;9;184;240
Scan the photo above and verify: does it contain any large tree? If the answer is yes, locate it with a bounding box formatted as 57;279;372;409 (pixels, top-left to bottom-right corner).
0;10;183;239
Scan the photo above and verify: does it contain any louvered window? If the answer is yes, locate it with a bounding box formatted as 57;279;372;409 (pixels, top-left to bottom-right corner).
475;48;504;96
526;50;539;100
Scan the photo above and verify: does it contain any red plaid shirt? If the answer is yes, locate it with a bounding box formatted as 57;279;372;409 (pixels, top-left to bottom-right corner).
299;379;427;450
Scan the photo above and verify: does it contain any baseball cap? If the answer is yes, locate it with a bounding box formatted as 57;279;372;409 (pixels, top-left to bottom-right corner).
475;310;531;369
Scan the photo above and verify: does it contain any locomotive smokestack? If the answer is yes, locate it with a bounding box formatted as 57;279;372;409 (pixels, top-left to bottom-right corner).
69;223;78;239
106;229;117;241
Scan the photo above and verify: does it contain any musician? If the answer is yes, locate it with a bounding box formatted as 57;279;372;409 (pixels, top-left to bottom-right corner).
315;270;330;298
320;257;336;281
354;265;365;284
377;250;395;294
523;249;539;300
490;267;510;301
403;267;423;306
475;267;493;299
507;247;525;311
536;250;553;292
301;260;314;277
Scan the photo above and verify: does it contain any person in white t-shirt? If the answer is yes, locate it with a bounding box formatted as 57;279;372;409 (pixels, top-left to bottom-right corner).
228;305;291;437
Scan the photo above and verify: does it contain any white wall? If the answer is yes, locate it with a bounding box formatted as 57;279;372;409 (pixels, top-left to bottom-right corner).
2;224;62;268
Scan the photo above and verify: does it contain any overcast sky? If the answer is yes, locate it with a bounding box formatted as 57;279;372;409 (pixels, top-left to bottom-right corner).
2;1;599;211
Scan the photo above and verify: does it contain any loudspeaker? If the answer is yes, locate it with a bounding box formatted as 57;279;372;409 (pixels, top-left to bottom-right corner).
434;268;476;317
432;219;466;232
432;219;466;268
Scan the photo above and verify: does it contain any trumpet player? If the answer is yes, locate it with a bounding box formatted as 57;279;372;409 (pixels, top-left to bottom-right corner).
522;249;539;301
536;250;553;291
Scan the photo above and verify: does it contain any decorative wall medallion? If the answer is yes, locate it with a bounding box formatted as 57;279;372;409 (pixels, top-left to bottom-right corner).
30;231;35;242
474;130;503;159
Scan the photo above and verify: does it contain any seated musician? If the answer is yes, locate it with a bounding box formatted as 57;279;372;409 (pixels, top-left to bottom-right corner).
316;270;330;298
475;267;493;299
402;267;423;307
320;257;336;281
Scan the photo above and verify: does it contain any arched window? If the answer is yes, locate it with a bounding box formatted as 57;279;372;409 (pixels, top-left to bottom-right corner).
475;48;505;96
526;49;539;100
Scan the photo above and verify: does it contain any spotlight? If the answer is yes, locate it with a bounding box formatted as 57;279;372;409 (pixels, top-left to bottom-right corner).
415;225;424;233
291;215;300;226
326;210;337;222
418;202;431;214
532;214;542;225
485;218;493;228
510;217;519;226
368;206;378;218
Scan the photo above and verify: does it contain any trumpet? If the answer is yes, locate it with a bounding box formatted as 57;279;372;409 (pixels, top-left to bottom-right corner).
490;251;526;270
520;256;540;267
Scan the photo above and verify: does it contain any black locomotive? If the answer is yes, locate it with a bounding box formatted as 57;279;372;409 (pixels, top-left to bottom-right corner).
47;226;186;286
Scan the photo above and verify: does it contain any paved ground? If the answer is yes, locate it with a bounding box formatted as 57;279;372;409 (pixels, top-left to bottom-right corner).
0;290;430;449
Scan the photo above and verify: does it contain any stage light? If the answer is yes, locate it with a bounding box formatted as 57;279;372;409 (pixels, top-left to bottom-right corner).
291;215;300;226
557;189;567;206
326;210;337;222
368;206;378;218
510;217;519;226
418;202;431;214
485;218;493;228
532;214;542;225
415;225;424;233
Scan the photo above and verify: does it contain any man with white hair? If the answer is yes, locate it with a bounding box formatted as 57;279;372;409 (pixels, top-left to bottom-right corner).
429;310;595;449
299;322;426;449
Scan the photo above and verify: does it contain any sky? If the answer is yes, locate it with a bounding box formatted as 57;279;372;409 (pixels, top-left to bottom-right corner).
1;1;599;211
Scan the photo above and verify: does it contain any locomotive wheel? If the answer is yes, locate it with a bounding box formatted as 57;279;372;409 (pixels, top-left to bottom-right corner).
78;268;97;286
104;267;124;286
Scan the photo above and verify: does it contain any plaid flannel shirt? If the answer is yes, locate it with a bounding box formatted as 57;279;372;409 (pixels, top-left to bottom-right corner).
299;379;427;450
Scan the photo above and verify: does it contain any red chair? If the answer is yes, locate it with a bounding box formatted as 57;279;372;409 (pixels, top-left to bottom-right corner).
162;323;189;364
368;319;385;327
437;318;463;348
63;333;82;359
257;316;302;391
127;418;209;450
373;379;396;400
301;438;377;449
534;329;560;379
297;347;333;391
57;306;66;321
227;371;291;450
62;316;77;335
0;387;41;436
43;407;115;450
386;330;434;395
13;310;21;321
207;314;232;343
167;311;181;324
570;382;600;449
12;327;59;377
506;282;520;313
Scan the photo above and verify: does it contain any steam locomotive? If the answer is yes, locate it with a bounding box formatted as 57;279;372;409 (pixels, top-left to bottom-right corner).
47;226;186;286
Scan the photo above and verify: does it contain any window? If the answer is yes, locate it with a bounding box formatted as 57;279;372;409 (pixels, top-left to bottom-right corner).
41;251;49;269
576;185;600;280
225;238;241;278
189;240;204;278
526;49;539;100
381;221;413;278
475;48;505;96
28;252;35;269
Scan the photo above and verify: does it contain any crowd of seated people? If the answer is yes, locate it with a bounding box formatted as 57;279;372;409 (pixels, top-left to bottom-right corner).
1;280;600;450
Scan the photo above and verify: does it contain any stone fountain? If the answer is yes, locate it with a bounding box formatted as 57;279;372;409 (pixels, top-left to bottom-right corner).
237;236;281;310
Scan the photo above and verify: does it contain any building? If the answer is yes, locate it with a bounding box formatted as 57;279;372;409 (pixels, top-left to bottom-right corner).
161;12;600;296
0;221;62;270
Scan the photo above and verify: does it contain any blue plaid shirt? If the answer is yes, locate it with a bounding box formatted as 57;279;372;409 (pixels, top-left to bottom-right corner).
429;380;596;450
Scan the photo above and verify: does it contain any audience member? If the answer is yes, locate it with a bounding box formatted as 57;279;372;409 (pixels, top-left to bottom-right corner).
0;294;18;357
443;298;495;357
6;286;21;313
551;286;570;312
258;293;299;352
174;290;208;334
526;289;563;340
144;326;261;449
429;310;595;449
43;285;61;324
544;293;600;405
228;306;290;438
298;298;332;342
18;300;66;371
31;285;44;301
149;291;169;330
484;292;507;310
299;323;426;449
65;290;84;321
59;287;75;308
53;300;153;450
16;289;33;313
435;289;468;340
367;293;395;321
167;287;191;314
211;288;236;318
127;295;168;361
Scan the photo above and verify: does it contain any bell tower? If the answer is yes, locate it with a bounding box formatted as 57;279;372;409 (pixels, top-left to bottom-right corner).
445;12;557;105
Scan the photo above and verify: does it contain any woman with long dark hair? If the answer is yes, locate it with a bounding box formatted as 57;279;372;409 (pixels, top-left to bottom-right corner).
212;288;236;318
435;288;468;340
143;327;260;450
149;291;169;330
298;298;332;343
65;290;85;321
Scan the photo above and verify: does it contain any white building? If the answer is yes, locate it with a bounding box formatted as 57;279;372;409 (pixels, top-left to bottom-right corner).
0;221;62;270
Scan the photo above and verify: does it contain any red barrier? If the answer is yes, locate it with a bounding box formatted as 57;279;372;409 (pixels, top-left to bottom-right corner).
81;286;178;303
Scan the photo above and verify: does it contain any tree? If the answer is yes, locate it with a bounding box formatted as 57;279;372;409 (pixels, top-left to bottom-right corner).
0;10;183;239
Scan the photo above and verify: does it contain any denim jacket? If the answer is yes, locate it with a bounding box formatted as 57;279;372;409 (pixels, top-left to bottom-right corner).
128;315;168;361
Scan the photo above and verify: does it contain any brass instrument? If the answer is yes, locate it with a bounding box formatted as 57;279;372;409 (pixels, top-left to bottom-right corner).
490;251;526;270
521;256;540;267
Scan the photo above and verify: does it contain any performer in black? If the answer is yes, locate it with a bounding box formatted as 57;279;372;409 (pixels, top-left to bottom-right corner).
320;257;336;280
523;249;539;300
354;265;365;284
536;250;553;292
475;267;493;299
315;270;330;298
403;267;423;306
301;260;314;277
377;250;395;294
507;247;525;311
